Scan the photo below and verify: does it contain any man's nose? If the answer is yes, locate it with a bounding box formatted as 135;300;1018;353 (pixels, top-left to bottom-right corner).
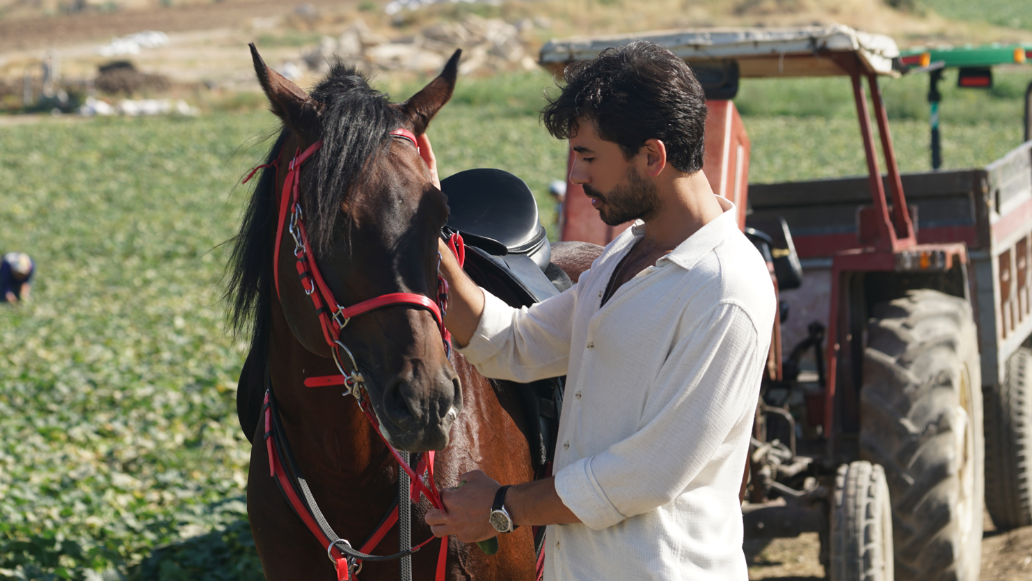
568;160;588;186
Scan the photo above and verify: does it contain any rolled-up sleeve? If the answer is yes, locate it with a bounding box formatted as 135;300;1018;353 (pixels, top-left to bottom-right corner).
553;302;765;529
457;278;581;383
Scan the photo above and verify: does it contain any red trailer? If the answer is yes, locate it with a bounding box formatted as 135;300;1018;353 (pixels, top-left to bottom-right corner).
539;25;1032;581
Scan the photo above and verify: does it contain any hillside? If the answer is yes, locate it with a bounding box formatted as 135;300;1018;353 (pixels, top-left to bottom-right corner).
1;0;1031;98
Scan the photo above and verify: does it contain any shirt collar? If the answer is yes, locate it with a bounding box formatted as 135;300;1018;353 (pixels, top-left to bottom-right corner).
628;195;738;271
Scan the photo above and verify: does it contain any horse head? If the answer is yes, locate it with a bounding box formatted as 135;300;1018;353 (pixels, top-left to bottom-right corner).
249;45;463;452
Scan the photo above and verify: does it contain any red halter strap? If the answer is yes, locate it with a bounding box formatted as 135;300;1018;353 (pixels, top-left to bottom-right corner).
389;127;418;149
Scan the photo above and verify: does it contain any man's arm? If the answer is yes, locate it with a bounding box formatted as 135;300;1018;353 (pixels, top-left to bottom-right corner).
437;238;484;348
422;132;575;382
429;303;767;539
425;471;580;543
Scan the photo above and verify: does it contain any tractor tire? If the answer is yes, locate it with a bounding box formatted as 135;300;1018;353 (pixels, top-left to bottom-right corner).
859;289;983;581
983;346;1032;530
830;461;894;581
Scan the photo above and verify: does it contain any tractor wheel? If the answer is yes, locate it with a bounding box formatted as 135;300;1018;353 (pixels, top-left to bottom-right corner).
983;346;1032;530
830;461;894;581
859;289;983;581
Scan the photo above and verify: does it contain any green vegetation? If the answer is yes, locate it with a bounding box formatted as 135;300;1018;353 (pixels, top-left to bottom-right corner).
923;0;1032;31
0;113;271;580
735;68;1032;126
0;65;1026;579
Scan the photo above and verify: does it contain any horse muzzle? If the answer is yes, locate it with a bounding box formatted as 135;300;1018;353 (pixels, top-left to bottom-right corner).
374;363;462;452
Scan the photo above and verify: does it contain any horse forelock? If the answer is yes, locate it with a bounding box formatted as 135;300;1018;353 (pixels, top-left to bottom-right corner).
304;62;409;254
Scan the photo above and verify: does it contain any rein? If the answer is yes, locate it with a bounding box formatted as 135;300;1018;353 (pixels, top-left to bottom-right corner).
247;128;465;581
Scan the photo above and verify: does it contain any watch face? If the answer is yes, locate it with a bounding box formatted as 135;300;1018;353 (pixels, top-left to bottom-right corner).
489;509;512;533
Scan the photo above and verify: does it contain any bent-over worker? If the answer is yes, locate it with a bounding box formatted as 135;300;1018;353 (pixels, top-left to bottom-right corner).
1;252;34;304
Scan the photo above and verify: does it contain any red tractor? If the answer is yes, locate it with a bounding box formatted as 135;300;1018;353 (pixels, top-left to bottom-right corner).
541;25;1032;580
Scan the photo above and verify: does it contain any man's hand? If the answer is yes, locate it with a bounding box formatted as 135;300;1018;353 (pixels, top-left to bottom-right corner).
417;133;441;191
425;470;500;543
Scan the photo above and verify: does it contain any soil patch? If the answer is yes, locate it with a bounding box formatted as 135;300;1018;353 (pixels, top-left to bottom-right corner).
746;510;1032;580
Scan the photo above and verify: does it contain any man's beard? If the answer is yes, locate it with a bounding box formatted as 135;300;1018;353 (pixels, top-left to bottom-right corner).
583;166;661;226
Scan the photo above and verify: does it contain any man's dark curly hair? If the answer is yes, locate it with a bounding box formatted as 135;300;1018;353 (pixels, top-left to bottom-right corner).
541;41;707;174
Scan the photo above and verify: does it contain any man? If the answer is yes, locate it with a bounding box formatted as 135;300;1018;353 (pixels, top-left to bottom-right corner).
0;252;34;304
423;41;775;580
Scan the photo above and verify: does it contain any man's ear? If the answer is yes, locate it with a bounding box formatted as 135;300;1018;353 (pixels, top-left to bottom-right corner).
641;138;668;178
250;43;322;143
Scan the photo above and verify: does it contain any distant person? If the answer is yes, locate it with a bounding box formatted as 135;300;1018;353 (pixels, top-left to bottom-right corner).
1;252;35;304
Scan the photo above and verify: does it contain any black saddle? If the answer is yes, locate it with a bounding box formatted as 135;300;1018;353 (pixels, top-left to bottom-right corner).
442;168;551;270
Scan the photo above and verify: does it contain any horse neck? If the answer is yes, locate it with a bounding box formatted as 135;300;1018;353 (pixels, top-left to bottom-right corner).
266;296;394;491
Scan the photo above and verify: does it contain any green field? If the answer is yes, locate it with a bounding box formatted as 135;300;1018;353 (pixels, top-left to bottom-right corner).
924;0;1032;31
0;67;1028;580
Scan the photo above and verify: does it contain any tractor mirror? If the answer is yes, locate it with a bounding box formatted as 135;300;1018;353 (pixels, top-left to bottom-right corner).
689;60;740;100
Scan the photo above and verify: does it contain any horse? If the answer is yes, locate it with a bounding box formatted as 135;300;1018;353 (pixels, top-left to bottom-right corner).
225;45;600;581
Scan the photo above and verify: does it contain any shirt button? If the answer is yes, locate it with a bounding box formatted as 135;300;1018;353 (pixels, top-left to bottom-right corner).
563;442;569;450
555;541;560;549
586;342;594;349
575;392;581;399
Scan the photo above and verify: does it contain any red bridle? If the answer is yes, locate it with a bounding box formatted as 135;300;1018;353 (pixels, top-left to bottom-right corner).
246;127;464;580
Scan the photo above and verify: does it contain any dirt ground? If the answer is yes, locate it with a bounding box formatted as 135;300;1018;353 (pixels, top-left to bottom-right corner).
746;509;1032;580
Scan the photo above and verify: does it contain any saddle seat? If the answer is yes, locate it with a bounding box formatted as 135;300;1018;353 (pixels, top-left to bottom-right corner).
441;168;551;270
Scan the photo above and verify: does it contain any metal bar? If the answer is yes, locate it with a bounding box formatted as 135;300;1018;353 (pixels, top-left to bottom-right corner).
823;266;842;451
868;72;916;247
848;68;896;250
399;451;412;581
1025;80;1031;143
929;69;944;169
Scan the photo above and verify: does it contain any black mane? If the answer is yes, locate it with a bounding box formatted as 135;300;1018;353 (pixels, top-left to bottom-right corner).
226;62;407;339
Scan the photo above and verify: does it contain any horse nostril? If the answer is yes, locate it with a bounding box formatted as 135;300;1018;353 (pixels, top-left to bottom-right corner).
383;377;421;428
447;376;463;419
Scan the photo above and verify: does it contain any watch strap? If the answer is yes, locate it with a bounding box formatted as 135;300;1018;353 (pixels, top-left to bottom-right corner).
492;485;512;512
491;485;517;531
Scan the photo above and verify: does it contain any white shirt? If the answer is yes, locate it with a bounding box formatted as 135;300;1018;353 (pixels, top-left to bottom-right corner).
458;196;776;581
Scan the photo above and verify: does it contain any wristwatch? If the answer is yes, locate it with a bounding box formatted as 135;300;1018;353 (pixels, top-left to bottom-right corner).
488;485;515;533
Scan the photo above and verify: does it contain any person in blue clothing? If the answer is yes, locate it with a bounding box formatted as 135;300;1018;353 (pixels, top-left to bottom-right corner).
1;252;35;304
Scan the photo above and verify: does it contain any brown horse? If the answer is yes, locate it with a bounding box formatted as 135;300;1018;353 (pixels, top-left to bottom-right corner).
226;46;599;581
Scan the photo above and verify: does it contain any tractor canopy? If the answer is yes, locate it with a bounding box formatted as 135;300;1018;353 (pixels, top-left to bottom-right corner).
538;24;902;80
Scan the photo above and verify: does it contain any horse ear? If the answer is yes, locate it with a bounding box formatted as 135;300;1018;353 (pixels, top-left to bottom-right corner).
400;49;461;135
250;43;321;140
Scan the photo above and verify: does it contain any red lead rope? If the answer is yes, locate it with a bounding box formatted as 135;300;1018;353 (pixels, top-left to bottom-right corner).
252;128;461;581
